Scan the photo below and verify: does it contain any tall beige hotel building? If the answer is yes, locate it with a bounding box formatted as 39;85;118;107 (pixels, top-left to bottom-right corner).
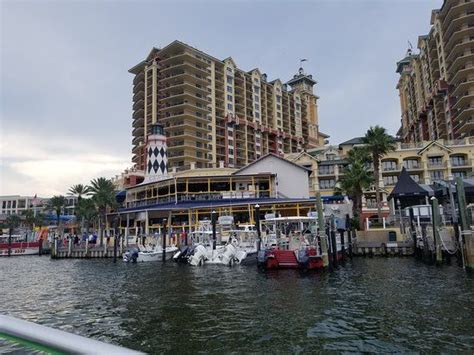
397;0;474;142
129;40;328;171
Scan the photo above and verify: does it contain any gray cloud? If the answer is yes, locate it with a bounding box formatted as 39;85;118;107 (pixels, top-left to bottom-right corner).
1;0;441;195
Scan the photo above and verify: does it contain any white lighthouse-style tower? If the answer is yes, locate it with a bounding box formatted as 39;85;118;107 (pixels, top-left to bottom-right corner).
144;123;168;182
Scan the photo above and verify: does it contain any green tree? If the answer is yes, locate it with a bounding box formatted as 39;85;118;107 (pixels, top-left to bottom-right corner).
69;184;91;201
69;184;91;233
89;177;117;245
75;198;98;232
337;147;373;229
47;195;66;235
21;210;45;239
362;126;396;220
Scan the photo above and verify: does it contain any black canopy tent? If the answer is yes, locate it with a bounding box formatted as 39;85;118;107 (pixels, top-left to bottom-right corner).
388;168;432;209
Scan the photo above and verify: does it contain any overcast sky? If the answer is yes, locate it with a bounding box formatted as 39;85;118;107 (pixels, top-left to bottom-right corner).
1;0;441;196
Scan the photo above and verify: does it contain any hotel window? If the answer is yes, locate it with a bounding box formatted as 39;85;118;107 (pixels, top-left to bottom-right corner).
227;85;232;92
451;156;466;166
326;154;336;161
277;104;281;110
226;76;233;84
276;95;281;103
2;201;5;208
383;175;398;186
227;103;233;110
382;160;397;171
318;166;335;175
404;159;419;169
227;94;233;101
255;112;260;119
319;179;335;189
277;112;281;118
453;171;467;178
228;148;234;155
254;94;259;101
254;103;259;110
254;78;259;84
430;170;444;181
428;156;443;166
226;67;233;72
253;86;260;94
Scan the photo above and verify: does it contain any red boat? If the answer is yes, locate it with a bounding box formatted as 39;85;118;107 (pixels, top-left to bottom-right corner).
257;216;326;270
0;235;42;256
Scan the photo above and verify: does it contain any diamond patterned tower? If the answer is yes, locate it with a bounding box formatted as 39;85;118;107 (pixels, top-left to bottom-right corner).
144;123;168;182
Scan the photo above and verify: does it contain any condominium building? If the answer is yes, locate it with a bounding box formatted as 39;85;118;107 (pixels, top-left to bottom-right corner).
0;195;46;216
396;0;474;142
129;40;328;171
287;137;474;220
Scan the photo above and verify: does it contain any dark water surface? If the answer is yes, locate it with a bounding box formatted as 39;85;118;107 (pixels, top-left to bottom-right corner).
0;256;473;353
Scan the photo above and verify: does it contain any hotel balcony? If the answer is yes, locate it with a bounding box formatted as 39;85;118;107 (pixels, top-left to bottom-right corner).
427;161;448;169
447;53;474;75
133;81;144;94
445;37;474;63
452;93;474;110
132;126;144;137
381;163;401;173
445;26;474;53
450;66;473;86
133;90;144;103
132;99;144;111
160;50;209;68
132;143;143;155
455;106;474;122
451;80;474;97
132;135;144;146
450;157;472;168
133;72;145;86
132;108;144;120
443;11;474;40
457;117;474;134
132;116;144;128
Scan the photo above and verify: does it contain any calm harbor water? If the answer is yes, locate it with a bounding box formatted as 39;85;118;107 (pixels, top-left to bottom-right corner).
0;256;473;353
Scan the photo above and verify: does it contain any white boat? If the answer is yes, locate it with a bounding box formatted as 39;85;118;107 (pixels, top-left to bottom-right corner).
0;235;42;256
123;236;178;263
184;220;253;266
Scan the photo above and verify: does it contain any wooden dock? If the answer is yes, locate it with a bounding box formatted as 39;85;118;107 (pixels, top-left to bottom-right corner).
51;239;124;259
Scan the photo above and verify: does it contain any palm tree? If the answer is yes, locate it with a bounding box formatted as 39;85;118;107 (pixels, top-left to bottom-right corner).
337;147;373;229
69;184;91;234
69;184;91;201
76;198;98;233
47;195;66;236
362;126;396;221
89;177;117;246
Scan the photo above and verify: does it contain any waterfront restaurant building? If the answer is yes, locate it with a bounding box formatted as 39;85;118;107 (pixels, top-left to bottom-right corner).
116;151;326;237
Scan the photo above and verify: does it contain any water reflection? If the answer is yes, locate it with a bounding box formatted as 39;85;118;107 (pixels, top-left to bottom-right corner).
0;257;472;353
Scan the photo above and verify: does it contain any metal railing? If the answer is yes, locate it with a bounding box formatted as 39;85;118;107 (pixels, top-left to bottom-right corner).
0;315;142;354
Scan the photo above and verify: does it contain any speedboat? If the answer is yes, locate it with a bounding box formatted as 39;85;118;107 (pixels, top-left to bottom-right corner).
123;236;178;263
